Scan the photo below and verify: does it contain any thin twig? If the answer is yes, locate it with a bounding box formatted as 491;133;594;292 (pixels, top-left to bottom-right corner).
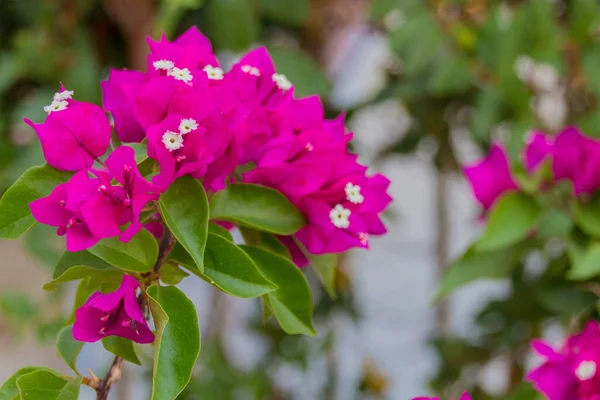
153;229;175;273
96;356;124;400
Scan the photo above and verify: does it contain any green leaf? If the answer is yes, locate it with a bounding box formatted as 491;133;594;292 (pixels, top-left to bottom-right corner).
102;336;141;366
44;250;120;291
206;0;259;51
210;183;305;235
309;253;338;299
477;193;541;251
129;143;149;164
537;285;597;315
208;223;233;242
0;366;54;400
268;46;330;98
0;292;38;322
0;164;71;239
241;246;316;336
16;370;78;400
437;245;520;298
148;285;201;400
259;0;309;26
428;54;472;95
89;229;158;273
159;263;189;285
159;176;209;273
171;234;277;298
568;242;600;280
536;209;573;240
56;325;83;374
574;197;600;237
258;232;291;258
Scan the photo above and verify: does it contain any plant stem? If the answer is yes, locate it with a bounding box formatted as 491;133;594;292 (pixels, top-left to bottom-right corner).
96;356;123;400
153;228;175;273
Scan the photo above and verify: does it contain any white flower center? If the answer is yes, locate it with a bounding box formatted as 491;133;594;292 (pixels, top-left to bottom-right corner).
576;360;597;381
329;204;351;229
169;67;193;83
153;59;175;71
241;64;261;76
345;182;364;204
358;232;369;245
53;90;74;101
43;100;68;114
162;130;184;152
203;65;224;80
272;73;292;91
179;118;198;135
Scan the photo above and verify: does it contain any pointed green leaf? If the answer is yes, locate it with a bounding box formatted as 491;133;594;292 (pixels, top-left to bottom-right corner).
477;192;542;251
148;285;200;400
16;370;78;400
241;246;316;336
102;336;141;366
0;165;72;239
210;183;305;235
0;366;54;400
308;253;338;299
56;325;83;374
159;176;209;273
170;234;277;298
44;250;121;291
568;242;600;280
258;232;291;258
208;223;233;242
89;229;158;273
159;263;189;285
437;245;520;298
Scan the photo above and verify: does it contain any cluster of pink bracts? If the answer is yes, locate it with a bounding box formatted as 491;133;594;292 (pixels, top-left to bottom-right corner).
26;27;391;264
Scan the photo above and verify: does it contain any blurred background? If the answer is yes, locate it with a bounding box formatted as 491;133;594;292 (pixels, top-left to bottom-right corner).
1;0;599;398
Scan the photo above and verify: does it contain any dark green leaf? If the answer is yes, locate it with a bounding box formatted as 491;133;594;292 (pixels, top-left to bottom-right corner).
89;229;158;273
206;0;259;51
477;193;541;251
0;165;71;239
44;250;120;291
259;0;308;25
241;246;316;336
210;183;305;235
437;245;520;298
56;325;83;374
574;197;600;237
208;223;233;242
537;285;597;315
102;336;141;366
148;285;201;400
258;232;290;258
308;253;338;299
159;176;209;273
268;46;330;98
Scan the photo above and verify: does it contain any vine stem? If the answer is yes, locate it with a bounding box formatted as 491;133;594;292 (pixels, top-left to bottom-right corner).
93;228;174;399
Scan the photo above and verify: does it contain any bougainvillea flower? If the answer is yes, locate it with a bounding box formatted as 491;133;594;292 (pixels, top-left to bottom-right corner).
552;127;600;195
525;131;554;172
527;321;600;400
29;183;100;252
24;89;111;171
463;144;518;210
102;70;147;142
73;275;154;344
412;393;471;400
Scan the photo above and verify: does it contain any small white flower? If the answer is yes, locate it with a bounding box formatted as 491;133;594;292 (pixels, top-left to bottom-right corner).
576;360;597;381
203;65;224;80
272;73;292;91
43;100;68;114
53;90;74;101
241;64;261;76
153;59;175;71
329;204;351;229
162;130;184;152
179;118;199;135
345;182;364;204
305;142;314;152
169;67;193;83
358;232;369;246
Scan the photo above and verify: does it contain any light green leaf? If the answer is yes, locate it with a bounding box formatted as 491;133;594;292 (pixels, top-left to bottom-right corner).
268;46;330;98
16;370;78;400
148;285;200;400
568;242;600;280
0;366;54;400
206;0;259;51
159;176;209;273
0;292;38;322
477;193;541;251
102;336;141;366
0;165;72;239
208;223;233;242
241;246;316;336
171;234;277;298
56;325;83;374
210;183;305;235
129;143;149;164
437;245;520;298
44;250;121;291
89;229;158;273
573;197;600;237
159;263;189;285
